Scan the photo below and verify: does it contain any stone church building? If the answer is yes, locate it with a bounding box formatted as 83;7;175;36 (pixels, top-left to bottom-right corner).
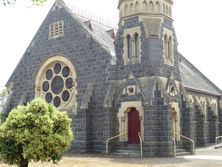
3;0;222;157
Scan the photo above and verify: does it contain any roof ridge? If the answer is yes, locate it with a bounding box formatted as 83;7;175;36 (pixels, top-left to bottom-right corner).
62;1;117;29
73;13;116;30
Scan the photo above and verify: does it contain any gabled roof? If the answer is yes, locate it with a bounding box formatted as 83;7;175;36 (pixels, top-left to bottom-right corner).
74;15;115;56
56;0;115;56
179;54;222;96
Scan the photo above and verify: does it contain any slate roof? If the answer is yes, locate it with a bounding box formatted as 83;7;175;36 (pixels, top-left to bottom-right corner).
74;15;115;56
55;0;115;58
179;54;222;95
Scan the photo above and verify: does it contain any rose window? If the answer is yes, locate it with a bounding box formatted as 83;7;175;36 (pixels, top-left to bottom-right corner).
38;60;76;108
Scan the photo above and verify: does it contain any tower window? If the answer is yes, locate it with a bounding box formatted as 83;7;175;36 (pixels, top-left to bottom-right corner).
168;36;173;63
49;21;64;39
126;33;140;61
164;34;169;60
126;34;132;59
123;27;141;65
134;33;139;58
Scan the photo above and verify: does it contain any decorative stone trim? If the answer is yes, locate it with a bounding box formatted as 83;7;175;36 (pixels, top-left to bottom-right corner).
35;56;77;112
119;0;172;18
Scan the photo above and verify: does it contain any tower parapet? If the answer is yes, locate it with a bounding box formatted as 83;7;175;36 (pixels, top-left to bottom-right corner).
118;0;173;20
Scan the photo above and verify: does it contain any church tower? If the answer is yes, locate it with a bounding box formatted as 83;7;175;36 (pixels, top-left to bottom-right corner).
108;0;185;157
114;0;179;81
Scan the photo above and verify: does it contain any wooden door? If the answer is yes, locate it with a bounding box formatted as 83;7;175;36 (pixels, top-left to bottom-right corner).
128;108;141;144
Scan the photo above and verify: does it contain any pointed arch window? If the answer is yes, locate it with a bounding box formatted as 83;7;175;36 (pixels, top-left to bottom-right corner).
134;33;139;58
123;27;141;65
124;4;129;15
130;3;134;14
135;1;139;12
126;34;132;59
163;3;166;14
164;34;169;60
148;1;154;12
155;1;160;12
143;1;148;11
168;36;173;63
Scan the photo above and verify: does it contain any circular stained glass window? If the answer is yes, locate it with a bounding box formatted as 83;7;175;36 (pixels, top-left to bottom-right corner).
40;61;76;108
51;76;64;95
46;69;53;80
45;92;53;103
53;96;61;107
62;66;70;78
66;78;73;89
62;90;70;102
42;81;49;92
54;63;61;74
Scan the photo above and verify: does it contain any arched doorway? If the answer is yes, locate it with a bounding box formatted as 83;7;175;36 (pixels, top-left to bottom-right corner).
118;101;144;142
128;108;141;144
171;103;181;141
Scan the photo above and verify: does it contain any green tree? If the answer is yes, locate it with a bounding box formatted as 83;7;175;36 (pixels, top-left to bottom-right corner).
0;0;47;6
0;88;9;119
0;98;73;167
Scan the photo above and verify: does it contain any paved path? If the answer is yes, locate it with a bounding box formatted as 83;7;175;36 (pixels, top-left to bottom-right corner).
173;144;222;166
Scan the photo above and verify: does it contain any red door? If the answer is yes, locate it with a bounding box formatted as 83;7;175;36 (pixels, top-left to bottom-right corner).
128;108;141;144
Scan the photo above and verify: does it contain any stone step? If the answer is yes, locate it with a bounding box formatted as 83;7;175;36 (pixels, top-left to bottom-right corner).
176;148;187;153
110;144;141;157
176;151;192;156
176;148;192;156
112;149;140;154
111;152;140;157
113;146;140;151
214;144;222;149
113;144;140;149
111;150;140;157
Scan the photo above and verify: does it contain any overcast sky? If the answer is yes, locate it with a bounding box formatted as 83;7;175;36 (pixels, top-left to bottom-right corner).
0;0;222;91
